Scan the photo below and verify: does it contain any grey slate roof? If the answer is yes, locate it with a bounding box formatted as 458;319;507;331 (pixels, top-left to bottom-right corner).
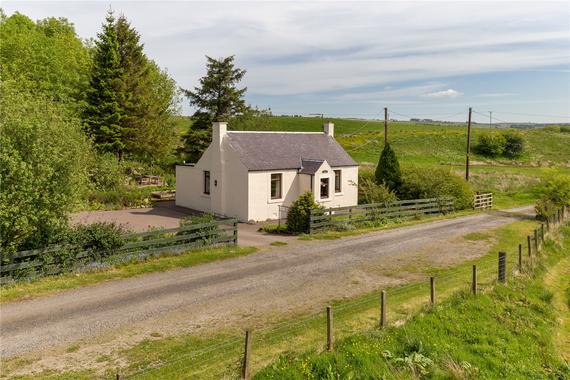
226;132;358;171
299;158;324;175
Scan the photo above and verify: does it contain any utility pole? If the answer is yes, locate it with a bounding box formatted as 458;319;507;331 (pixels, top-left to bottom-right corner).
384;107;388;145
489;111;492;128
466;107;472;181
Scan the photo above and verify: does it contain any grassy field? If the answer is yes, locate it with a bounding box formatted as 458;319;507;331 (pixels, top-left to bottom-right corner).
0;246;257;304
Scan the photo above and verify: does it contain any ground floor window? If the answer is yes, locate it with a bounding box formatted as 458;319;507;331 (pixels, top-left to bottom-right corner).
271;173;282;199
334;170;341;193
320;177;329;199
203;171;210;194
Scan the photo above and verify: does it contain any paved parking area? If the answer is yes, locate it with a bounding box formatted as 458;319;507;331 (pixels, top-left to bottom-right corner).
70;202;295;247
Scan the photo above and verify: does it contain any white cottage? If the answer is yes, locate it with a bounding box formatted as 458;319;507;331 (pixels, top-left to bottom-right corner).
176;121;359;222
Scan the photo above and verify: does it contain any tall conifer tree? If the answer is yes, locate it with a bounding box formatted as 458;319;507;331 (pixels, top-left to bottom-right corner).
84;10;125;159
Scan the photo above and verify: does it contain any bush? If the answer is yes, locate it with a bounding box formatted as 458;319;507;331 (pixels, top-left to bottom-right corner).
375;143;402;192
359;177;398;205
88;152;124;190
535;175;570;219
474;133;506;157
69;222;125;258
400;166;474;210
502;132;524;158
287;192;322;234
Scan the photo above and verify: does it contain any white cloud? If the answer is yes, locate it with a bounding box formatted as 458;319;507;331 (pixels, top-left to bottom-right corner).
424;89;463;98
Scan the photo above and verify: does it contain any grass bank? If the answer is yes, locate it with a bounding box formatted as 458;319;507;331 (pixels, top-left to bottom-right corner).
256;226;570;379
0;245;257;304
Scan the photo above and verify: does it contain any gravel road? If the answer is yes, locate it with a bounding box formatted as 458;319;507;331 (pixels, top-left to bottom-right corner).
1;206;533;363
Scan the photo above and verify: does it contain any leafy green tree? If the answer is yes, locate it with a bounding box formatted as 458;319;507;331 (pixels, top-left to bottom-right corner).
181;55;248;161
474;134;506;157
0;12;91;106
375;143;402;192
84;10;125;158
0;81;92;252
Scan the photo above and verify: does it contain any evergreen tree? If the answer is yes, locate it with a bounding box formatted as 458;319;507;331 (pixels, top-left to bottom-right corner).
375;143;402;192
181;56;248;162
84;10;125;159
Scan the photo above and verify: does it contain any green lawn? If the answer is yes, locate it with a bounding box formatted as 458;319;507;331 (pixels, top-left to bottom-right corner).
0;245;257;304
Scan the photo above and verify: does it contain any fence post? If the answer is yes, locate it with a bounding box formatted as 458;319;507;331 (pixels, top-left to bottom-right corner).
241;330;252;380
546;218;550;232
116;374;121;380
518;244;522;271
498;251;506;283
471;265;477;295
541;224;545;243
326;306;333;351
534;229;539;252
527;235;532;257
380;290;386;328
233;220;239;244
430;277;436;305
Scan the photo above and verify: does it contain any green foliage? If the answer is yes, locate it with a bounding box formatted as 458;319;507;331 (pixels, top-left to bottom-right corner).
535;174;570;219
502;131;525;158
69;222;124;252
0;81;92;252
181;56;249;162
474;133;507;157
89;152;125;190
287;192;322;234
359;175;398;205
375;143;402;192
400;166;474;210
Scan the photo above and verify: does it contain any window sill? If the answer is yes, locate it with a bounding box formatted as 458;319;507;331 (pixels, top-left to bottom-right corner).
201;194;211;199
267;198;284;204
334;192;343;196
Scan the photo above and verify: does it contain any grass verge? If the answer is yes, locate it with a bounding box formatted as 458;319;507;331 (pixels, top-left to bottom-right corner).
256;227;570;379
0;245;257;304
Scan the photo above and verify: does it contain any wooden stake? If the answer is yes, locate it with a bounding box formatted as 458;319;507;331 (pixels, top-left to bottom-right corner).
534;229;539;252
527;235;532;257
471;265;477;295
380;290;386;328
498;251;507;283
326;306;333;351
465;107;472;181
241;330;252;380
518;244;522;271
430;277;436;305
384;107;388;145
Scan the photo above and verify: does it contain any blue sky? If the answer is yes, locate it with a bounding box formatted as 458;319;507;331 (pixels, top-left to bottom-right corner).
4;1;570;123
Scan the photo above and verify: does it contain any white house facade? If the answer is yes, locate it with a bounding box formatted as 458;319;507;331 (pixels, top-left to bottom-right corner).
176;121;359;222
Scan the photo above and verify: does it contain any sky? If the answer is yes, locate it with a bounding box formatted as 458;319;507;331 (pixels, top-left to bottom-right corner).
3;1;570;123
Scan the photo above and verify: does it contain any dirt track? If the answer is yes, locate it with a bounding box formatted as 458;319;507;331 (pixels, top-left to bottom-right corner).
1;206;533;373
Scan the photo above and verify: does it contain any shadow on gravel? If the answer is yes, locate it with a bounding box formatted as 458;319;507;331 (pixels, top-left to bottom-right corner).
486;209;535;221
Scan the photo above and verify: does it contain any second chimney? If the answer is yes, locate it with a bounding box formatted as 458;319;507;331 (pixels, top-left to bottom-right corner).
323;122;334;137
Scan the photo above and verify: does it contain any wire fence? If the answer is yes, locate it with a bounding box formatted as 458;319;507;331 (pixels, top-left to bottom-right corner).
119;206;568;380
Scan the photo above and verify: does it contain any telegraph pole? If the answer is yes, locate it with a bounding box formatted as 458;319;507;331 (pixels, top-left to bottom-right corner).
489;111;492;128
384;107;388;145
466;107;472;181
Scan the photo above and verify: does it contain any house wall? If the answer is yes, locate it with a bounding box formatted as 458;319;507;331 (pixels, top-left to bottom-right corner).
314;164;359;209
175;145;213;213
221;147;249;221
248;170;299;221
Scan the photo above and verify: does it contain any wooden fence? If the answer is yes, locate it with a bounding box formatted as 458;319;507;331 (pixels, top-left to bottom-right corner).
309;197;455;233
0;219;238;284
474;193;493;210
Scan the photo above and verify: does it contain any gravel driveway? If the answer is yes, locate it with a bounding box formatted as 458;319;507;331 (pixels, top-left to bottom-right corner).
1;206;533;374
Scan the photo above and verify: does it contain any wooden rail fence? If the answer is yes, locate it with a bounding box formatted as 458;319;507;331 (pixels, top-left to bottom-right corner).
309;197;454;233
0;219;238;284
474;192;493;210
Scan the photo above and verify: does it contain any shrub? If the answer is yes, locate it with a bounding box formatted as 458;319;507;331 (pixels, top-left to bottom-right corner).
400;166;474;210
88;152;124;190
502;132;524;158
287;191;322;234
359;177;398;205
375;143;402;192
69;222;125;258
474;134;506;157
535;174;570;219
